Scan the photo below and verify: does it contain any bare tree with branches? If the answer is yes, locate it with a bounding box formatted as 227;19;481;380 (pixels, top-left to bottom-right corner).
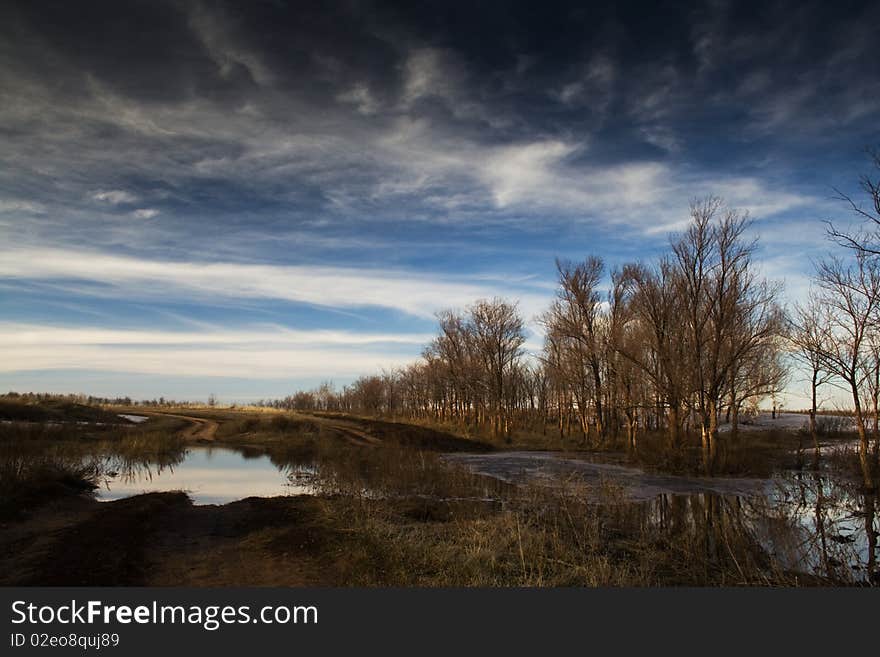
543;257;608;441
826;149;880;256
672;199;784;472
788;295;836;467
469;298;526;441
813;254;880;488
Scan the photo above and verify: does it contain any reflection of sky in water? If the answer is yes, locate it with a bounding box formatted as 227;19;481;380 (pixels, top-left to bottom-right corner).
447;450;877;583
96;446;315;505
761;475;875;580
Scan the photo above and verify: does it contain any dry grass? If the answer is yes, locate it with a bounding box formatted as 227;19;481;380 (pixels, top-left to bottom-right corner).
311;479;807;586
0;413;188;519
3;404;872;586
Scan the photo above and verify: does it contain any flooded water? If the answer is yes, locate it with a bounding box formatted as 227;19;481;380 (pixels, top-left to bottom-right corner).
90;442;877;583
445;450;879;584
96;446;318;505
443;451;769;499
118;414;149;424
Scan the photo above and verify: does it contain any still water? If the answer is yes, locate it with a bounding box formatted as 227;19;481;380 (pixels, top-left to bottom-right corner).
96;446;317;505
445;450;878;584
93;443;877;582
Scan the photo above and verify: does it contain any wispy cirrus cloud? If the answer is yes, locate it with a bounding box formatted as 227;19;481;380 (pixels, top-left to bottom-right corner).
0;323;428;379
0;344;416;379
131;208;159;219
0;323;432;347
0;247;552;320
91;190;138;204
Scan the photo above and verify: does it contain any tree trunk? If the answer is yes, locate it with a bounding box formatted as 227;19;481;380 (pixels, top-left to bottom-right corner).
810;370;820;470
730;401;739;443
591;360;605;440
626;411;637;451
873;362;880;469
701;399;719;475
864;492;877;584
667;404;680;449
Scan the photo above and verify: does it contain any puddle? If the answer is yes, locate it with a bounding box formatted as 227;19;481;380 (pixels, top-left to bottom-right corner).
444;450;878;583
118;414;149;423
443;451;770;500
96;446;317;505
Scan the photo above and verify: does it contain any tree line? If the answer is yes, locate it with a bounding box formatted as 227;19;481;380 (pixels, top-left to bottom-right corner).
281;154;880;483
280;199;783;472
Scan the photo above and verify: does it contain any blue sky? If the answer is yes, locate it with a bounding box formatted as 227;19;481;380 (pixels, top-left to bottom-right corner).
1;0;879;404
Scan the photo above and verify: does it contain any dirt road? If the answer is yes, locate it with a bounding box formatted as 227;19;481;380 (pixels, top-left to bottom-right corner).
303;415;382;447
140;412;219;441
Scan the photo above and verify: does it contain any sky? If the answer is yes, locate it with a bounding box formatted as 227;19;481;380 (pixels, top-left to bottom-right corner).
1;0;879;404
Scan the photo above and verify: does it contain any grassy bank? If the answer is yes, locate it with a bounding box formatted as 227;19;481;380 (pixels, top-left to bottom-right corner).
0;411;187;520
1;403;874;586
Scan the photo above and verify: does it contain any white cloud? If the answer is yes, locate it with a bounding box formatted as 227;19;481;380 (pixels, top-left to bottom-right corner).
0;323;429;378
552;54;616;112
481;140;581;207
0;344;415;379
0;247;552;320
92;190;138;204
398;48;504;126
131;208;160;219
374;119;814;229
0;199;45;214
557;82;584;105
188;2;273;86
4;50;815;238
402;48;458;106
337;84;379;114
0;323;432;347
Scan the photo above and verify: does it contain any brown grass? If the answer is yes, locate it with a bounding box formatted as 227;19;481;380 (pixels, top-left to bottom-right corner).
2;404;872;586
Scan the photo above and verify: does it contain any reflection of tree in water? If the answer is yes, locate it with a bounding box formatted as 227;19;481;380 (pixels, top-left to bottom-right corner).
644;493;783;583
98;449;187;487
697;473;875;584
864;492;877;584
617;476;878;584
788;471;878;584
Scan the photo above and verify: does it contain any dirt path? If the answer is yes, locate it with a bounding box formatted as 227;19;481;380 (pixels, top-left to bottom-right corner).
294;412;493;452
139;411;219;441
296;413;382;447
139;409;375;446
177;415;219;441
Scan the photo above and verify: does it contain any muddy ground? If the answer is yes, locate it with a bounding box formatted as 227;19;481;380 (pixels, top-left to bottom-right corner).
1;491;341;586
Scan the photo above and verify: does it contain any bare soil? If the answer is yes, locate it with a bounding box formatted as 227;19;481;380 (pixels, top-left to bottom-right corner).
137;411;219;441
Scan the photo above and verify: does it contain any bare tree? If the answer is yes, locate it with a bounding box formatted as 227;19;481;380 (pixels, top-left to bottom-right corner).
672;199;784;472
607;268;648;450
544;257;608;441
826;149;880;256
726;336;787;440
619;259;689;448
427;310;476;425
468;298;526;441
813;254;880;488
788;295;836;467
